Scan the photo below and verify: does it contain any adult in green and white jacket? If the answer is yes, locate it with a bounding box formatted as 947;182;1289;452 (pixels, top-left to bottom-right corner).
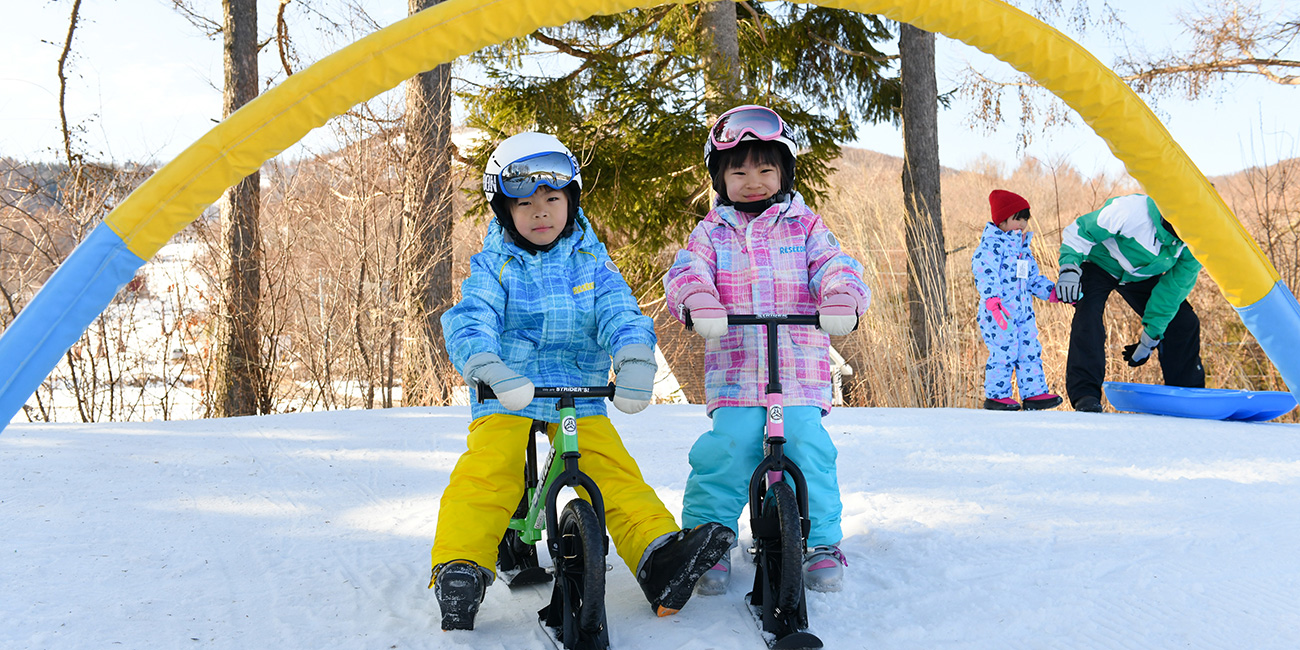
1056;194;1206;412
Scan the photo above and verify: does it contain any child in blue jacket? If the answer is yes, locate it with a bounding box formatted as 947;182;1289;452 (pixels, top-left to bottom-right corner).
972;190;1063;411
430;132;733;631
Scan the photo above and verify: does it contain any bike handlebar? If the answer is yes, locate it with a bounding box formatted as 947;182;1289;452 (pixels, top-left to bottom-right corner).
681;312;821;393
683;310;821;330
725;314;819;327
475;382;616;404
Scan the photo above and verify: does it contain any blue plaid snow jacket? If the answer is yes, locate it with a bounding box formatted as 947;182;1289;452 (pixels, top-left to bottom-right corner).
442;212;656;422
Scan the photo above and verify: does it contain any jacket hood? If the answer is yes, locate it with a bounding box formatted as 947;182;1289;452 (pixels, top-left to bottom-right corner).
485;208;594;258
707;191;811;228
982;221;1034;246
1102;193;1180;249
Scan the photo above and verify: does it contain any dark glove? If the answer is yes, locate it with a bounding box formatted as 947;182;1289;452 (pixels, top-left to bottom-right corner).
1056;264;1082;304
1122;331;1160;367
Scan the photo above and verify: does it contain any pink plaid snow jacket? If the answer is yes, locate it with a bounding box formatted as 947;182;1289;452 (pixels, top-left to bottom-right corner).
664;194;870;414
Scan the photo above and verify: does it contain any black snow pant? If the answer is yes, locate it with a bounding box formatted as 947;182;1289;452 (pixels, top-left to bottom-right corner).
1065;262;1205;407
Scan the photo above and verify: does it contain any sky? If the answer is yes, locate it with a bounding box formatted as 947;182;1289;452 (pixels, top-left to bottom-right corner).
4;403;1299;649
0;0;1295;177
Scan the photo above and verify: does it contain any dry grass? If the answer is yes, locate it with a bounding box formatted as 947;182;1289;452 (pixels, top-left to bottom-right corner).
819;148;1299;422
9;138;1295;424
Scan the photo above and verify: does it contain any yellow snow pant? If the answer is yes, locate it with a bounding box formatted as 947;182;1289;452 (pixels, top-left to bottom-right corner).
430;413;679;582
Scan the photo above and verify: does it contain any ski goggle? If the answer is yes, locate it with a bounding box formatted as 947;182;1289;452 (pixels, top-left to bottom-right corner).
496;151;577;199
708;106;786;151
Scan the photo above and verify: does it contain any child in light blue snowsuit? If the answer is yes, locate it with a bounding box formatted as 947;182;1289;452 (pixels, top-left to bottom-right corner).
972;190;1062;411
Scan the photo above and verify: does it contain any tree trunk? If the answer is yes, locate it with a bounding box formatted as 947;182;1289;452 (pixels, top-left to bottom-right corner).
655;2;748;403
656;1;744;405
899;24;947;407
701;1;741;118
212;0;266;417
400;0;456;406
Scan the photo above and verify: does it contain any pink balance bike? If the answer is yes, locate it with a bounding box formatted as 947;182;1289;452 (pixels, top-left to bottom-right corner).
685;312;824;650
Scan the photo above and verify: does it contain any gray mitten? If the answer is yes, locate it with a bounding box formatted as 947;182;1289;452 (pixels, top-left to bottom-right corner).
464;352;534;411
612;344;656;414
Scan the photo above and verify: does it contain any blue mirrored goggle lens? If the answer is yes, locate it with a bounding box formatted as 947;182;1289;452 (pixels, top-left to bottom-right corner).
499;152;576;199
710;108;783;145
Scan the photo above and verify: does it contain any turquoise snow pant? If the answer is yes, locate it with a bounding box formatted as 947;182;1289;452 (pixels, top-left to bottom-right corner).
681;406;842;547
979;307;1049;400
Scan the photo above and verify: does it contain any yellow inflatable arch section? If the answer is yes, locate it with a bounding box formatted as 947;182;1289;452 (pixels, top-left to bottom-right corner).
3;0;1299;426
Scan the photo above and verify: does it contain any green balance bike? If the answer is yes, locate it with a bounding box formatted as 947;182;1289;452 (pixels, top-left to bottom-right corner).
479;382;615;650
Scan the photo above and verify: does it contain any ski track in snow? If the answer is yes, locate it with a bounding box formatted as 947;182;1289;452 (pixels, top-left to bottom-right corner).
2;405;1299;649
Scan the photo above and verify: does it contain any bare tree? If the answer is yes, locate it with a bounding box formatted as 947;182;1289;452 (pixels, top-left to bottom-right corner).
954;0;1123;149
899;23;947;406
1116;1;1300;97
399;0;456;406
960;1;1297;146
1;1;194;424
211;0;268;417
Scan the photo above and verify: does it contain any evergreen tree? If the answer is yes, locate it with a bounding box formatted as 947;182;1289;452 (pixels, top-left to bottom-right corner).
459;3;900;297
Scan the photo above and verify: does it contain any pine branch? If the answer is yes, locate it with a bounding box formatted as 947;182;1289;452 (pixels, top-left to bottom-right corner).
530;31;599;60
809;32;897;63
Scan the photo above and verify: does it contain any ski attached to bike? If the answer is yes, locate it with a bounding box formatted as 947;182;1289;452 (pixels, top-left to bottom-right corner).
745;460;821;649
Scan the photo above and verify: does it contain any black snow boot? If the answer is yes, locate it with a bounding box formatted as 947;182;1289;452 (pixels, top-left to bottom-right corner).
636;523;736;617
1073;395;1104;413
433;560;492;631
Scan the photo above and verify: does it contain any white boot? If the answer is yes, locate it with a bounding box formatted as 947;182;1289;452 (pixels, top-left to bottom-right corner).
694;552;731;595
802;545;846;593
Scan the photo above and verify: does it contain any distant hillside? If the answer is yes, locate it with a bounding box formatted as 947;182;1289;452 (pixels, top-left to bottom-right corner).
831;146;965;178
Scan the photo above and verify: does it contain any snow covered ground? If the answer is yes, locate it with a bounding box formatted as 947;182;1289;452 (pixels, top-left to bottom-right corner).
3;405;1299;649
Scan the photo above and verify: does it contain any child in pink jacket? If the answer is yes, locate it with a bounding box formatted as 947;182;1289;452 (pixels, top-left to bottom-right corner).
663;105;870;595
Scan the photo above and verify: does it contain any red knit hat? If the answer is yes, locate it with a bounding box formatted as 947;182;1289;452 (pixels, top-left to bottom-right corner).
989;189;1030;226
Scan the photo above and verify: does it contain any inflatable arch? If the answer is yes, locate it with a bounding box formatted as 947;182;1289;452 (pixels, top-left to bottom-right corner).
2;0;1299;429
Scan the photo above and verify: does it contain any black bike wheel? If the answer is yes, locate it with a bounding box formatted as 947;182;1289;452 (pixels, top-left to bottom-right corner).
762;481;804;614
557;499;607;638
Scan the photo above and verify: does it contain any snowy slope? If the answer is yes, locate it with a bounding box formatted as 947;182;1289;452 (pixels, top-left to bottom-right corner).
3;406;1299;649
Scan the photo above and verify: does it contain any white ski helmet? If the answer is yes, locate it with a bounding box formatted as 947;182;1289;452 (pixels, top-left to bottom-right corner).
482;131;584;250
482;131;583;205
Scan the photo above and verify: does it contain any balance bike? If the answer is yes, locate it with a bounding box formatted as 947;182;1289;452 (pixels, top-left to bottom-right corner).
478;383;616;650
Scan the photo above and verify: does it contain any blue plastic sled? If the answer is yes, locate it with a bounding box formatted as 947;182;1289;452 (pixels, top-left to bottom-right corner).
1103;381;1298;422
